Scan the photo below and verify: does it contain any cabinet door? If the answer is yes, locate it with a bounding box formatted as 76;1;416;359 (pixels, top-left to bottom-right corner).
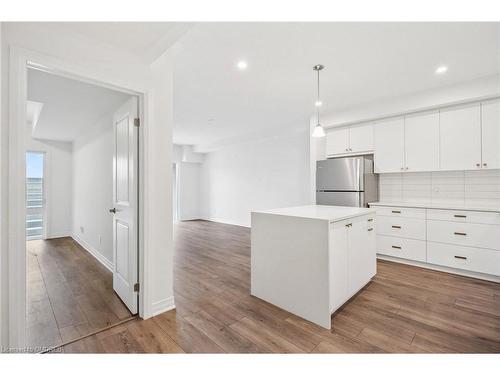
374;117;405;173
439;104;481;171
404;111;439;172
348;216;375;295
481;100;500;169
329;222;349;312
326;127;349;156
349;123;374;153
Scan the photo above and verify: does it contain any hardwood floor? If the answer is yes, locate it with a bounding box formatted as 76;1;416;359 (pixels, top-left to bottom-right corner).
59;220;500;353
27;237;133;351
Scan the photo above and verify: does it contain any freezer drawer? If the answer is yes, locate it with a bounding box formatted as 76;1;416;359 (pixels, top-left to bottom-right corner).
316;191;365;207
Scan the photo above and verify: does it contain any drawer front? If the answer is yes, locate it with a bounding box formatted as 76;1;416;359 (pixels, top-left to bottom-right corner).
376;216;426;240
376;235;426;262
427;209;500;225
427;242;500;276
374;206;426;219
427;220;500;250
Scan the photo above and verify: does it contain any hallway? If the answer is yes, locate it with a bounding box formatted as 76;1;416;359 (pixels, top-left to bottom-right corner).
27;237;133;351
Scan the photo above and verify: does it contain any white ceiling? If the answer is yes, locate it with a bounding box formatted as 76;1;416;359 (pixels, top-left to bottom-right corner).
27;68;131;142
173;23;500;150
52;22;192;63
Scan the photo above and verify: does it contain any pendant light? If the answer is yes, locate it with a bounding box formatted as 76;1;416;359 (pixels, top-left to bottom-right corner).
311;64;326;138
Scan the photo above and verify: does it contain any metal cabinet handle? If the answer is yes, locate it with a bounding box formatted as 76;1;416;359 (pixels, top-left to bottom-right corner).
454;214;467;218
476;163;480;167
345;223;352;228
392;245;402;249
109;208;117;214
392;225;401;229
483;163;488;167
392;210;401;214
454;232;467;236
367;218;373;222
367;228;374;232
454;255;467;260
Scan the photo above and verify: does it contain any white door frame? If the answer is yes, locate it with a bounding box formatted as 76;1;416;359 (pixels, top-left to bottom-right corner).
8;46;150;348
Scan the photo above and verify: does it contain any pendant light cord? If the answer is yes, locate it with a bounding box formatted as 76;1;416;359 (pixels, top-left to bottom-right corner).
316;68;320;124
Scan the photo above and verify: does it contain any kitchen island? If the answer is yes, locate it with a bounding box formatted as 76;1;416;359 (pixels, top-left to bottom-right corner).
251;205;377;329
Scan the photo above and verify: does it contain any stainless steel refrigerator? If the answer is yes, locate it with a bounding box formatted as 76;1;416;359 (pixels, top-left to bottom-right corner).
316;155;378;207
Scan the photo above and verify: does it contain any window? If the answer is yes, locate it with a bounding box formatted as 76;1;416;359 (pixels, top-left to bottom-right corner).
26;152;45;240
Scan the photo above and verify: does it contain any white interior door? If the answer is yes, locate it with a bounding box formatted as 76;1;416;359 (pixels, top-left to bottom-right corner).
111;97;139;314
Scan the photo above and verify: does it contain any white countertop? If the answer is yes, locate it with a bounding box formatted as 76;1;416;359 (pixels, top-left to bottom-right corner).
369;201;500;213
252;205;376;222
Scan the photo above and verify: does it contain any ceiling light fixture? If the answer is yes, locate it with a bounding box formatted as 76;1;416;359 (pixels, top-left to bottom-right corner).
237;60;248;70
312;64;326;138
435;65;448;74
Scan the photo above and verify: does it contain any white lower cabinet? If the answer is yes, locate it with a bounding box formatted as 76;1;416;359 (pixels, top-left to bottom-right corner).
330;215;376;312
427;242;500;277
373;204;500;281
376;235;426;262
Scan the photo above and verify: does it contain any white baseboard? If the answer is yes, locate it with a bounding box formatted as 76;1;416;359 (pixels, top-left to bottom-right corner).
72;233;113;272
46;231;71;239
201;216;251;228
151;296;176;316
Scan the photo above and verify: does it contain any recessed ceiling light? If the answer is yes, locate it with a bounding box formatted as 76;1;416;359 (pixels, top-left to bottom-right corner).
435;65;448;74
237;60;248;70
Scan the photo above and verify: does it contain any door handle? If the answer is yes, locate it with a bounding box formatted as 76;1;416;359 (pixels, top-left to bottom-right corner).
109;208;117;214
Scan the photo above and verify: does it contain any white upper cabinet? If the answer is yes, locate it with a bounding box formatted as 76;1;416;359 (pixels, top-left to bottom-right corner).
374;117;405;173
481;99;500;169
439;103;481;171
404;111;439;172
326;127;349;156
325;124;373;157
349;124;374;153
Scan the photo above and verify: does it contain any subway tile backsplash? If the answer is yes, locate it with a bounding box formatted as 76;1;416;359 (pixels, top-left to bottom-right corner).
379;169;500;208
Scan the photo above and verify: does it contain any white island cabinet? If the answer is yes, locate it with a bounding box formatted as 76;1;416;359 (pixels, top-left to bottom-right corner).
251;205;376;329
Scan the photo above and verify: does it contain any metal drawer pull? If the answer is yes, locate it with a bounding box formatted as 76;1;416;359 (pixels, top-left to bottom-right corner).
454;255;467;260
367;228;374;232
391;245;402;249
392;210;401;214
345;223;352;228
454;214;467;218
367;218;373;222
392;225;401;229
454;232;467;236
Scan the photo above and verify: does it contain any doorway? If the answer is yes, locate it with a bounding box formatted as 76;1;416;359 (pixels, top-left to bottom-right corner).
24;67;141;352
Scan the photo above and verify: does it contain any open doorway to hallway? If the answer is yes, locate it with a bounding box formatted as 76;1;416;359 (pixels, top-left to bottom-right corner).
25;67;140;352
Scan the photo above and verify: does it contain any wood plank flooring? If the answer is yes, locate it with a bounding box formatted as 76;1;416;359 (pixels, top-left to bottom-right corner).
27;237;133;351
60;220;500;353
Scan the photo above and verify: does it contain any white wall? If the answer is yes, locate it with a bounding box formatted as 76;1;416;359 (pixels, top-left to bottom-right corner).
200;131;310;227
1;23;176;347
178;162;201;221
72;114;114;268
26;131;73;238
